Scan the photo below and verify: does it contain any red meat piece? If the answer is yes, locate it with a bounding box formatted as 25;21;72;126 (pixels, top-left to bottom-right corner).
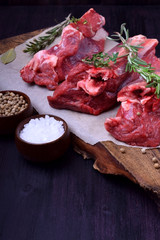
48;77;116;115
20;8;107;90
48;35;158;115
70;8;105;38
105;53;160;147
105;81;160;147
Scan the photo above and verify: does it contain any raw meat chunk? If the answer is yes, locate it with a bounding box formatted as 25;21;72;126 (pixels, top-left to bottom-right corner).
105;47;160;147
70;8;105;38
48;35;158;115
20;8;107;90
105;81;160;147
48;77;116;115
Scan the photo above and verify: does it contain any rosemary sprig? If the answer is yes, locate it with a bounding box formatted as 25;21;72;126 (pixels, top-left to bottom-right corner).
83;23;160;98
108;23;160;98
82;52;119;68
23;14;71;55
70;16;80;24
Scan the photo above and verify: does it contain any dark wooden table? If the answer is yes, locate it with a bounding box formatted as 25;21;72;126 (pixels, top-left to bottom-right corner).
0;4;160;240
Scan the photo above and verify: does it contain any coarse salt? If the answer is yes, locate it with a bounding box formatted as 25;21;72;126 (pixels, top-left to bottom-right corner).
20;115;64;144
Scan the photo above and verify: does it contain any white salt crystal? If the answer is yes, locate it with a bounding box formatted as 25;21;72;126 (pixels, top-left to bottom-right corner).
20;115;64;144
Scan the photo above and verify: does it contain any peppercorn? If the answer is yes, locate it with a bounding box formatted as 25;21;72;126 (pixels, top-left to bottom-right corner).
141;148;146;154
152;157;158;163
0;91;28;117
120;147;126;153
154;163;160;169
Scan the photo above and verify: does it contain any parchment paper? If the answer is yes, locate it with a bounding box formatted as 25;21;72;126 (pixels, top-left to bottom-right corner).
0;28;138;146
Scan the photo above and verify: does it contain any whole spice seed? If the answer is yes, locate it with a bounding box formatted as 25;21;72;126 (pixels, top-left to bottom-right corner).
141;148;146;154
154;163;160;169
0;92;28;117
120;147;126;153
137;112;141;116
152;157;158;163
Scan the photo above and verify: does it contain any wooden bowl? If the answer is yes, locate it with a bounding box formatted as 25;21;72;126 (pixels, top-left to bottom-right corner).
15;114;71;162
0;90;33;134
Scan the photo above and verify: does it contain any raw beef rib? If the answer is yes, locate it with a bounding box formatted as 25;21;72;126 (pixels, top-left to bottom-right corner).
20;8;107;90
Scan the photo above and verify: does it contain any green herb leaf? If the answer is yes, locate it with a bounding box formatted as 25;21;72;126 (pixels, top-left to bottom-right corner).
70;16;80;24
1;48;16;64
24;14;71;55
83;20;88;24
84;23;160;98
82;52;119;68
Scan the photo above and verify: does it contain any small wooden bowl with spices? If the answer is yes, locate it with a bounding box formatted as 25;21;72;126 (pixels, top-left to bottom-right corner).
0;90;33;135
15;114;71;162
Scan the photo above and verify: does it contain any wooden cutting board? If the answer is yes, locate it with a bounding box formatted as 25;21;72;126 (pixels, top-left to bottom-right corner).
1;30;160;208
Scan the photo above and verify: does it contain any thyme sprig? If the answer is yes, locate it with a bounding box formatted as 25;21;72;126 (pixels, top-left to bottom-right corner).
23;14;71;55
82;52;119;68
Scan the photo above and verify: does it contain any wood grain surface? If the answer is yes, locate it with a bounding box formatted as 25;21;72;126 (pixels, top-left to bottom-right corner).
0;29;44;55
1;27;160;207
